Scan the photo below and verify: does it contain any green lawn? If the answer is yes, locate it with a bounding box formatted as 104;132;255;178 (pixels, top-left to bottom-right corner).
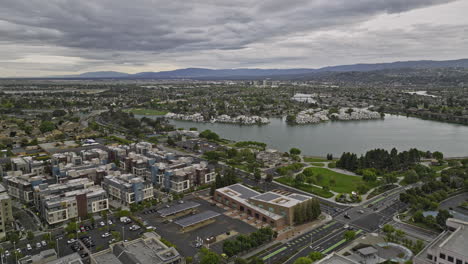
124;108;168;115
430;164;449;172
310;162;325;167
302;167;376;194
304;157;328;162
275;177;334;198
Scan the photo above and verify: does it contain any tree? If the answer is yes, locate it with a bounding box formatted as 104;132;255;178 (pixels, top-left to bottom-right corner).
293;257;312;264
200;130;220;141
436;209;452;228
248;257;264;264
290;148;301;155
6;231;20;244
382;224;395;234
433;151;444;161
65;221;77;234
254;169;261;182
199;248;221;264
308;251;324;261
27;231;35;240
265;174;273;183
344;230;356;241
39;121;55;133
295;173;305;186
234;258;248;264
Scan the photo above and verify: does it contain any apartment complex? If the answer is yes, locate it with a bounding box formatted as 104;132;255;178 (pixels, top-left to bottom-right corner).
102;174;153;206
414;218;468;264
33;178;108;225
153;159;215;193
3;171;45;203
214;184;311;228
0;186;13;239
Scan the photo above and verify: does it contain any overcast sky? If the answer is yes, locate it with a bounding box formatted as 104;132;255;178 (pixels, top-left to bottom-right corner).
1;0;467;77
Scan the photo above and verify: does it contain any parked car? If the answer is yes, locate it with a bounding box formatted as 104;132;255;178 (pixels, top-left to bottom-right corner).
36;242;41;249
41;241;47;247
27;244;32;251
146;226;155;230
101;232;111;238
100;221;105;226
108;220;113;225
5;250;10;257
67;239;76;244
16;248;21;254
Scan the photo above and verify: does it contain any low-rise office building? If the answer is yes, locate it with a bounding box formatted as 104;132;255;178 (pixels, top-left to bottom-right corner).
214;184;311;228
102;174;153;206
414;218;468;264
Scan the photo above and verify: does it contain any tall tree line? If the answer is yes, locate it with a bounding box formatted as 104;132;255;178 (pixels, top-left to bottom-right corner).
293;198;321;225
337;148;426;172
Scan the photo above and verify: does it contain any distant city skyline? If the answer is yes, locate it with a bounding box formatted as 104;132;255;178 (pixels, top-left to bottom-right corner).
0;0;467;77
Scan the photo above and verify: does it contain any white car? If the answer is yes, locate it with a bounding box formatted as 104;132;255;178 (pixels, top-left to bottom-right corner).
27;244;32;251
67;239;76;244
16;248;21;254
41;241;47;247
36;242;41;249
146;226;155;230
107;220;113;225
129;225;140;231
100;221;105;226
101;232;111;238
4;250;10;257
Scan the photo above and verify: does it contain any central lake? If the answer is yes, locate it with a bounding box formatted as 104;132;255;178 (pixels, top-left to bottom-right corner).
139;115;468;157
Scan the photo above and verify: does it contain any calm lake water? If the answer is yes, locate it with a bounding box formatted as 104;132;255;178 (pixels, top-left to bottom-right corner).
140;115;468;157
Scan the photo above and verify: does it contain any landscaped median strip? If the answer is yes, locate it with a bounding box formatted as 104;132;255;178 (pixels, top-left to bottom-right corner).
321;229;363;254
262;221;337;261
262;246;288;261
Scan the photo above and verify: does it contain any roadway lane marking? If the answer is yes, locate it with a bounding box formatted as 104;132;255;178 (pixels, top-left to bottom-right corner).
321;229;363;254
262;246;287;261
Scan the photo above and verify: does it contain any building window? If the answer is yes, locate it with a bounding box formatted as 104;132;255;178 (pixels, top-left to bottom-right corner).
426;254;432;260
447;256;454;262
456;259;462;264
440;253;445;260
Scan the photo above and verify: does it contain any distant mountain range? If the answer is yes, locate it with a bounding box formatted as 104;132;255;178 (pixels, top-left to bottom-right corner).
50;58;468;79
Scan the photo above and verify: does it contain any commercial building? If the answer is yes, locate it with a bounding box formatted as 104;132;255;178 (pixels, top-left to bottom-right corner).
0;185;13;240
33;178;108;225
414;218;468;264
102;174;153;206
92;232;182;264
19;249;58;264
214;184;311;228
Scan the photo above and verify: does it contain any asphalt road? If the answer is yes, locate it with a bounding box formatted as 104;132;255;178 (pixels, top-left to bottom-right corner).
257;221;348;264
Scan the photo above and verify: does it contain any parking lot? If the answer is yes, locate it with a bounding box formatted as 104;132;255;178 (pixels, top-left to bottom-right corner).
136;194;257;256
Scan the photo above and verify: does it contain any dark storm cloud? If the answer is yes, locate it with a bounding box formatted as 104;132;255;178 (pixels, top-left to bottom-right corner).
0;0;456;53
0;0;464;76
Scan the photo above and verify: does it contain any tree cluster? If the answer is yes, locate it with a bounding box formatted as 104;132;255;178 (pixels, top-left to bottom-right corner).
222;227;277;257
400;181;451;211
337;148;425;172
200;129;220;141
209;169;238;196
293;198;321;225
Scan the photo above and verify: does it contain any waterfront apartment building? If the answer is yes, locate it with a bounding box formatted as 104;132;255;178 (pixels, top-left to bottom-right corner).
102;174;153;206
0;186;13;240
214;184;311;228
34;178;108;225
414;218;468;264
